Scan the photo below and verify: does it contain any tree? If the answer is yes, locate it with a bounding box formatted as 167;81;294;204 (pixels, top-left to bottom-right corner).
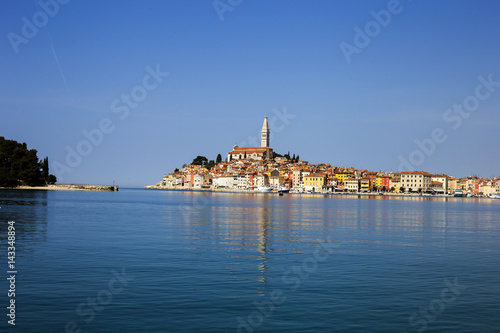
0;137;52;186
418;188;422;194
390;186;395;193
47;174;57;184
42;157;49;180
174;168;179;173
216;154;222;164
400;187;405;193
191;156;208;166
204;160;215;170
244;151;247;159
296;155;300;162
382;186;386;192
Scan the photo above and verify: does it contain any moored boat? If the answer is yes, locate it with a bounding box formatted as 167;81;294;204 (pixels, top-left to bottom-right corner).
258;186;272;193
488;193;500;199
278;187;290;194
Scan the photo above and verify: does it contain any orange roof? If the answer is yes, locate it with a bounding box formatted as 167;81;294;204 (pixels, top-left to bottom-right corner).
401;171;432;175
305;173;326;178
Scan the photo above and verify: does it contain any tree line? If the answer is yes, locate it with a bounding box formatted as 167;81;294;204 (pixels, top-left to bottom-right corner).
0;137;57;187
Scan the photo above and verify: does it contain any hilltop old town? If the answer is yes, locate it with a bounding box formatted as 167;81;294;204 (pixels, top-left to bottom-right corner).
148;116;500;197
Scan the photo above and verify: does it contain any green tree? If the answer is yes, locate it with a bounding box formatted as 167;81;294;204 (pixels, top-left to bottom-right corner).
0;137;49;186
216;154;222;164
42;157;49;180
296;155;300;162
390;186;395;193
204;160;215;170
400;187;405;193
47;174;57;184
191;156;208;166
382;186;386;192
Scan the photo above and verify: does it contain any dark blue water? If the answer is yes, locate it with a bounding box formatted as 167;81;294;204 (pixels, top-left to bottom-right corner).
1;189;499;332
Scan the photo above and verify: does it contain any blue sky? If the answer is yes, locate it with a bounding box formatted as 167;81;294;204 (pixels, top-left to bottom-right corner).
1;0;499;187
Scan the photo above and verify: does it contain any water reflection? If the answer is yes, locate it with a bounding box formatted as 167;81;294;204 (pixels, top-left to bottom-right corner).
0;190;49;252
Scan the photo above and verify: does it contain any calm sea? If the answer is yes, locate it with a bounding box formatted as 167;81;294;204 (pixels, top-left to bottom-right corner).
0;189;499;332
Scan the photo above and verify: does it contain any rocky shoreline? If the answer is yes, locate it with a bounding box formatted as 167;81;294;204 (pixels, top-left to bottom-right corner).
1;184;119;191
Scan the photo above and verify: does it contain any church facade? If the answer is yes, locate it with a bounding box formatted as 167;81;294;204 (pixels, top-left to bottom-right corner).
227;115;273;161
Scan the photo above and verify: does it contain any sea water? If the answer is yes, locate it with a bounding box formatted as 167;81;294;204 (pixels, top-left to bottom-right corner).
0;189;499;332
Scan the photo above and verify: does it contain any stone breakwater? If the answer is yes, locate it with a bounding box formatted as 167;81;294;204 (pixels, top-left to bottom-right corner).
5;185;119;191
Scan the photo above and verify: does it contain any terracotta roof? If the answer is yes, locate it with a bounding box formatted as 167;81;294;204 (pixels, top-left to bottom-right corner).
305;173;326;178
401;171;432;175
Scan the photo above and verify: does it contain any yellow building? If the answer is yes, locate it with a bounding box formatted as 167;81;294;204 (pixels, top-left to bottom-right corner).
304;173;326;192
334;171;353;184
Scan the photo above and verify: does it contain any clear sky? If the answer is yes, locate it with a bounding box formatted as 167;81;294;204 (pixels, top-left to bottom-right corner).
1;0;499;187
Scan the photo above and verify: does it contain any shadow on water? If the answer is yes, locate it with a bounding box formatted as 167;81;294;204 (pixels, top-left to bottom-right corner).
0;190;49;252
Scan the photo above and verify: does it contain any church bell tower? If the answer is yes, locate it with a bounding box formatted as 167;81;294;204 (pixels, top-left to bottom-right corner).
261;114;270;148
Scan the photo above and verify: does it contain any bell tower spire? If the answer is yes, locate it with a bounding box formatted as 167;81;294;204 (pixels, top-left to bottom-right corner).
261;114;270;148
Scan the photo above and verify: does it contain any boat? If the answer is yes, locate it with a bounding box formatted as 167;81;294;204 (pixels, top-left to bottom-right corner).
258;186;272;193
278;187;290;194
488;193;500;199
454;189;464;197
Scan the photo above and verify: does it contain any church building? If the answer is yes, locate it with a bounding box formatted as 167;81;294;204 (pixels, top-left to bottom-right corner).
227;115;273;161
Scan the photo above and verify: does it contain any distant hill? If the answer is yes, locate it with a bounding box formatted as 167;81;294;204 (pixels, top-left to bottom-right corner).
0;137;56;187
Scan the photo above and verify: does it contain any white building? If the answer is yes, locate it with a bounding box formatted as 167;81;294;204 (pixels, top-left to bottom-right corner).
401;171;432;192
345;178;359;192
193;174;205;188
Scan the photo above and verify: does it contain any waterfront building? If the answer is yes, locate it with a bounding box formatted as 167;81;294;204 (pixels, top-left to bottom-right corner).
479;180;496;196
465;176;480;195
363;171;377;189
193;174;205;188
400;171;432;192
345;178;360;192
304;173;326;192
448;177;459;194
431;175;448;193
255;173;270;187
360;178;370;192
292;168;303;188
376;174;391;190
390;176;401;192
334;169;354;185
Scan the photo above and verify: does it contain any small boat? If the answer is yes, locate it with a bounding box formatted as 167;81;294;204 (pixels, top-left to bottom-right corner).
258;186;272;193
454;189;464;197
278;187;290;194
488;193;500;199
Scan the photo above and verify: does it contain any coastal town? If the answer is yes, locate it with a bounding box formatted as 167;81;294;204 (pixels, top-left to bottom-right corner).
148;116;500;198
